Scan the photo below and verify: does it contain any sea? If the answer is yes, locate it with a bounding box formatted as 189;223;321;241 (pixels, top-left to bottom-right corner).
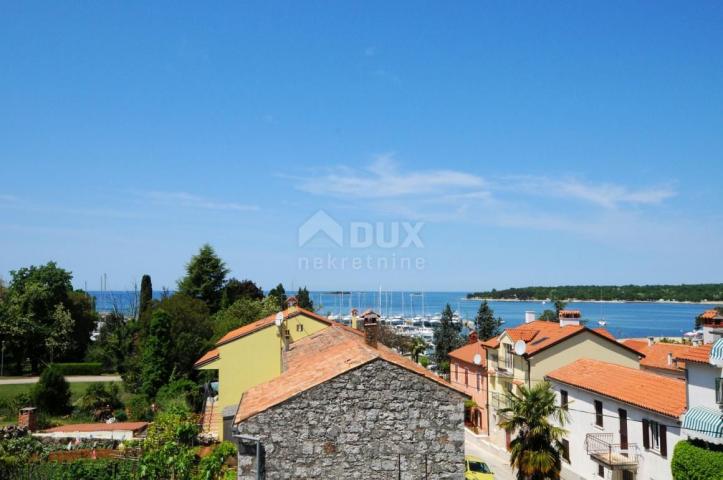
89;290;718;340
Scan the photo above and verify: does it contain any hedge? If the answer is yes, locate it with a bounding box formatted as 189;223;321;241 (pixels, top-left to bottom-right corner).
46;363;103;376
671;439;723;480
0;459;137;480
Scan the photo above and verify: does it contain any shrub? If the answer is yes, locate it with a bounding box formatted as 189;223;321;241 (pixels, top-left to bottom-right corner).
672;439;723;479
419;356;429;368
2;459;137;480
195;441;237;480
76;383;123;420
125;394;152;422
139;410;199;480
32;366;71;415
157;379;202;413
46;363;103;376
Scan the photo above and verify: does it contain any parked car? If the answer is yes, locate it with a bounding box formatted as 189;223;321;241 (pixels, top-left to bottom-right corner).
464;455;494;480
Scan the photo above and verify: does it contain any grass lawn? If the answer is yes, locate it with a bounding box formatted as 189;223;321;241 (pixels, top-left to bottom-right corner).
0;381;122;427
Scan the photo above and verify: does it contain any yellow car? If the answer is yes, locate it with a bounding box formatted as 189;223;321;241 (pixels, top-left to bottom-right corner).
465;455;495;479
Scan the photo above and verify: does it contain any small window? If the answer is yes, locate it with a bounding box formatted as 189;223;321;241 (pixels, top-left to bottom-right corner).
594;400;603;427
649;420;660;450
505;343;514;370
560;390;569;410
296;323;304;332
455;364;459;381
561;439;570;463
598;464;604;477
464;368;469;386
476;373;481;391
716;378;723;404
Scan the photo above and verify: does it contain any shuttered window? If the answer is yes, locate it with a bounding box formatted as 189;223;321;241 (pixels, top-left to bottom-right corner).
660;424;668;457
561;390;568;410
594;400;603;427
642;419;650;449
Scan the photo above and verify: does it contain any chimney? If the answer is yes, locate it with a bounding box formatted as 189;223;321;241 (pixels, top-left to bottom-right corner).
351;308;359;330
468;331;479;344
648;336;654;346
286;296;298;309
361;310;380;348
558;310;581;327
525;311;536;324
18;407;37;431
667;352;673;366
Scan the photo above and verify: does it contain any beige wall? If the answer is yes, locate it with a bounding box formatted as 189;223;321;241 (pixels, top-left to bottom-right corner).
529;331;640;380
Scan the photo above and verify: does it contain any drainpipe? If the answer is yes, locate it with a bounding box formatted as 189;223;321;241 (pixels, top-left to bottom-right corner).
233;431;262;480
526;357;531;388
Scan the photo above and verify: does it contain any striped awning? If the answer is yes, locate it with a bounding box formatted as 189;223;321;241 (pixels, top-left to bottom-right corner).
711;338;723;366
683;406;723;442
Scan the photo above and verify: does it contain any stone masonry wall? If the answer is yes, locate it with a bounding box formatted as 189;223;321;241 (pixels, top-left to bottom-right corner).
235;359;467;479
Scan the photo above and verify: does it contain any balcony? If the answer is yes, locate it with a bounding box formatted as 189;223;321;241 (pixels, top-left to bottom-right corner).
585;433;640;470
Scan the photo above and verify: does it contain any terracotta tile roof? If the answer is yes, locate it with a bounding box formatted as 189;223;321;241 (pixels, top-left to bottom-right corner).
675;344;713;364
43;422;149;433
546;359;686;418
215;307;332;347
593;328;616;340
193;348;220;367
235;324;468;423
480;336;500;349
621;340;689;372
700;309;721;320
449;342;487;366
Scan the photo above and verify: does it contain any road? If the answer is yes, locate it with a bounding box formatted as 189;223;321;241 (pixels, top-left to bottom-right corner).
0;375;122;385
465;429;516;480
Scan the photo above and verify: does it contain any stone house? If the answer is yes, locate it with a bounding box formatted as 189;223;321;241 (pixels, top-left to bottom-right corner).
233;311;469;479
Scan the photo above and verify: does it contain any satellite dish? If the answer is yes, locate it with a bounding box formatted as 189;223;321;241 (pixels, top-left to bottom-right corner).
514;340;527;356
274;312;284;327
473;353;482;366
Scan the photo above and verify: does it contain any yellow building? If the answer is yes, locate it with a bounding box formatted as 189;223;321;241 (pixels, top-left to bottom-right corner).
481;312;643;449
194;304;332;439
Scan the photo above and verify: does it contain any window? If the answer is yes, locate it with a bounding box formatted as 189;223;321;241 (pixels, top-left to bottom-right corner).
561;439;570;463
716;378;723;404
505;343;513;370
455;364;459;381
464;368;469;386
649;420;660;450
476;373;481;391
622;471;634;480
560;390;568;410
594;400;603;427
296;323;304;332
598;464;604;477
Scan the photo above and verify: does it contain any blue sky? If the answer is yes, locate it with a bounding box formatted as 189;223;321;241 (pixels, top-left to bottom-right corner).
1;1;722;292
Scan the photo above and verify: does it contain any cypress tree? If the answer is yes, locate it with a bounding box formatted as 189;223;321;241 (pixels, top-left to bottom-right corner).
177;244;229;314
296;286;314;310
433;303;463;372
475;300;502;340
139;274;152;318
268;283;287;309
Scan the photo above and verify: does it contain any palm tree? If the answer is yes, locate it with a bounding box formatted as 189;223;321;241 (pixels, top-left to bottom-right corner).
410;337;427;363
498;382;569;480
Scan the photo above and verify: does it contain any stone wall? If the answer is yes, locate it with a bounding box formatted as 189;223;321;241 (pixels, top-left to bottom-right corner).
235;359;467;479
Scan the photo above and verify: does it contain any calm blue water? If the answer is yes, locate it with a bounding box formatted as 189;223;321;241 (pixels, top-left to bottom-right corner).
90;290;718;339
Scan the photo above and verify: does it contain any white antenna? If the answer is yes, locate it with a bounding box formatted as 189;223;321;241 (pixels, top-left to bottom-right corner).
274;312;284;327
473;353;482;366
514;340;527;356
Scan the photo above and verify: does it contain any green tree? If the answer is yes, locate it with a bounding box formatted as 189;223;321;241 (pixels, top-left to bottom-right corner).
268;283;287;309
498;382;569;480
433;304;463;371
87;309;132;372
475;301;502;340
212;296;278;341
65;290;99;360
553;298;567;319
139;409;198;480
410;337;427;363
221;278;264;309
155;294;213;380
32;365;71;415
539;310;557;322
45;304;74;363
296;286;314;310
77;382;123;420
177;244;229;313
139;274;153;319
140;309;173;398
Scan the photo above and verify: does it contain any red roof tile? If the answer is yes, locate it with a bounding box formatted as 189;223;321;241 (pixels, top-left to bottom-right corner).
449;342;487;365
43;422;149;433
193;348;220;367
235;324;468;423
621;340;689;372
546;358;686;418
674;344;713;364
593;328;616;340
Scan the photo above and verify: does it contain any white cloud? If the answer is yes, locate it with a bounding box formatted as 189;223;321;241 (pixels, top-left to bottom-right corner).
298;153;485;199
143;191;259;212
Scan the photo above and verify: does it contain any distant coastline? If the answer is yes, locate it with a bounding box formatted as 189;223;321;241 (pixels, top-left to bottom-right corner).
466;297;723;305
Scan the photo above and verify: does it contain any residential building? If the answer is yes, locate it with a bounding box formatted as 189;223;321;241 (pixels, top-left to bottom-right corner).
482;313;643;448
699;309;723;344
449;331;488;432
35;422;149;440
546;358;686;480
194;301;334;439
620;338;689;380
675;339;723;445
233;311;469;479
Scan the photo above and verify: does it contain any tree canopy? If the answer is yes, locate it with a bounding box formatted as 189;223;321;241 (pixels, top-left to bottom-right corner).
221;278;264;309
433;304;463;371
474;300;502;340
177;244;229;313
467;284;723;302
296;286;314;310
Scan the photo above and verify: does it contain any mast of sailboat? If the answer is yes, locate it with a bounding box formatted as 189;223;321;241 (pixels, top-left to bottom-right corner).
378;285;382;317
